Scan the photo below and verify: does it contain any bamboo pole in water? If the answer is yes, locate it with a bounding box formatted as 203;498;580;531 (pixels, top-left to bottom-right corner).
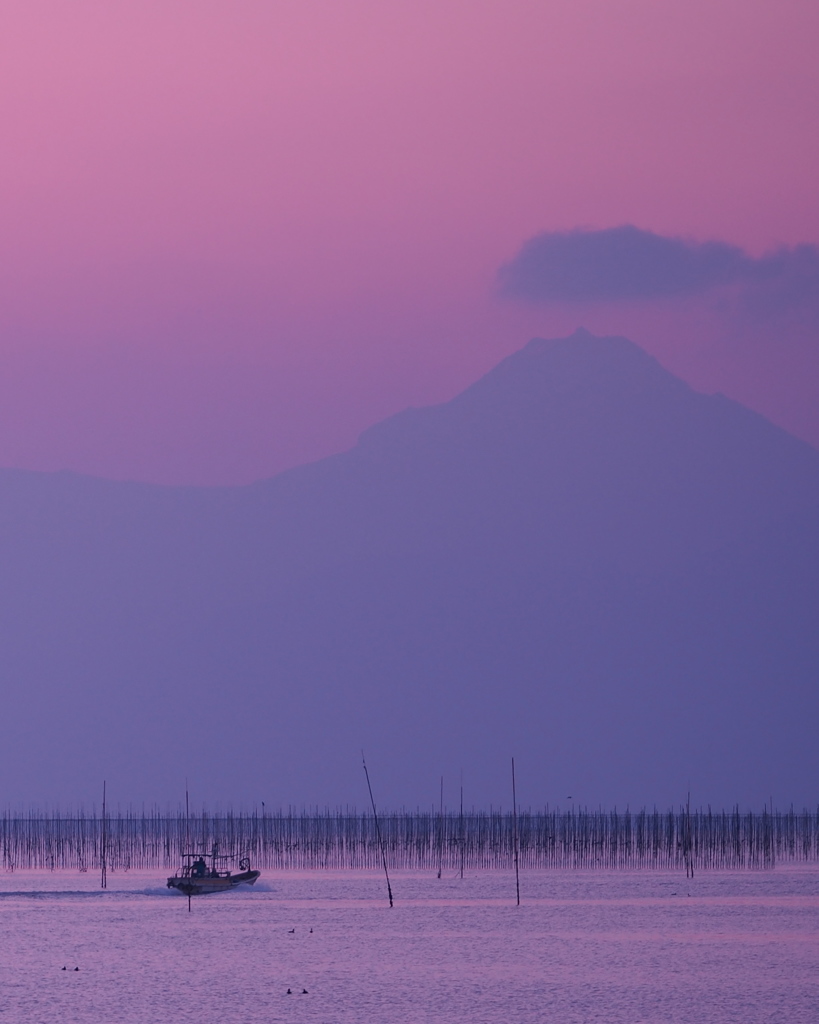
100;782;107;889
684;792;694;879
459;778;464;880
437;777;444;879
511;759;520;906
362;753;393;907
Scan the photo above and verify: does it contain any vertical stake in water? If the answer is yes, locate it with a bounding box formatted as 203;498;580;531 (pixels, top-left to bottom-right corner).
437;775;444;879
185;779;192;912
511;758;520;906
684;790;694;879
100;780;107;890
362;752;393;908
459;774;464;880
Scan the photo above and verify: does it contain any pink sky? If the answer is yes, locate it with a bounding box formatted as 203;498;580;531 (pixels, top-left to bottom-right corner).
1;0;817;484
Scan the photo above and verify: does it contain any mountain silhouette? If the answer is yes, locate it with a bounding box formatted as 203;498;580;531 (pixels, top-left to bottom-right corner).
1;329;817;809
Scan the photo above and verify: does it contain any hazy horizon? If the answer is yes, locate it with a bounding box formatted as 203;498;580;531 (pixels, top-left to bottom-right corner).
2;330;817;811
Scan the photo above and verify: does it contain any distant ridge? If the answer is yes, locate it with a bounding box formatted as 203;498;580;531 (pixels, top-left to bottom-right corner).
1;330;817;810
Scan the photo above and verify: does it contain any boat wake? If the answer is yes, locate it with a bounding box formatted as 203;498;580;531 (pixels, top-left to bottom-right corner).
0;889;109;900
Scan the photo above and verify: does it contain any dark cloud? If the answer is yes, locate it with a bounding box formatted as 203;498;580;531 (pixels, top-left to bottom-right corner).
738;243;819;326
498;226;819;317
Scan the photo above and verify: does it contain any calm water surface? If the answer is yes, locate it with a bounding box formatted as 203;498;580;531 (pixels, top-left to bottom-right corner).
0;867;817;1023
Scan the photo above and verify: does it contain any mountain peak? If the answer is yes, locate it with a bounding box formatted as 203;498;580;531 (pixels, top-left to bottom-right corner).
512;328;673;380
353;331;701;459
425;329;694;429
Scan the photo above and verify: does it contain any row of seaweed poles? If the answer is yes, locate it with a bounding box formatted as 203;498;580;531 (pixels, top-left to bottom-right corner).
1;807;817;871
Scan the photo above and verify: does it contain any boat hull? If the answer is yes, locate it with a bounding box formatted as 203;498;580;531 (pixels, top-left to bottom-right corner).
167;869;260;896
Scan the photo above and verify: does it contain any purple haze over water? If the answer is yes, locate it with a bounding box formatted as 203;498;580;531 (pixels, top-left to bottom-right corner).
1;868;817;1023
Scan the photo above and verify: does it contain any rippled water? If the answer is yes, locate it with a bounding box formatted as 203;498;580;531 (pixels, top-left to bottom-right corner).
1;867;817;1023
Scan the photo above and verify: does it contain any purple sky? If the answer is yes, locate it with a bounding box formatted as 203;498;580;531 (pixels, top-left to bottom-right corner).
1;1;817;485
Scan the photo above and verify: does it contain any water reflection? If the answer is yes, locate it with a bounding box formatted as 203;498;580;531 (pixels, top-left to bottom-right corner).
0;868;817;1023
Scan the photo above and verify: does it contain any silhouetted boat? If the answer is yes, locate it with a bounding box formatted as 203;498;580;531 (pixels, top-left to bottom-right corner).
167;845;260;896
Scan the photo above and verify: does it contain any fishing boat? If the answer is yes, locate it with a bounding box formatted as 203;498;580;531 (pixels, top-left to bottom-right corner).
167;845;260;896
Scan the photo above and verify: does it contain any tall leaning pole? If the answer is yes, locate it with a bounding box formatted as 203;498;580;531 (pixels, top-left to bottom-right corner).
362;752;394;908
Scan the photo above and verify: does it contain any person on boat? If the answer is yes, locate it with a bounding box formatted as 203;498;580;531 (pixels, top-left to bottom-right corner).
192;858;207;878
